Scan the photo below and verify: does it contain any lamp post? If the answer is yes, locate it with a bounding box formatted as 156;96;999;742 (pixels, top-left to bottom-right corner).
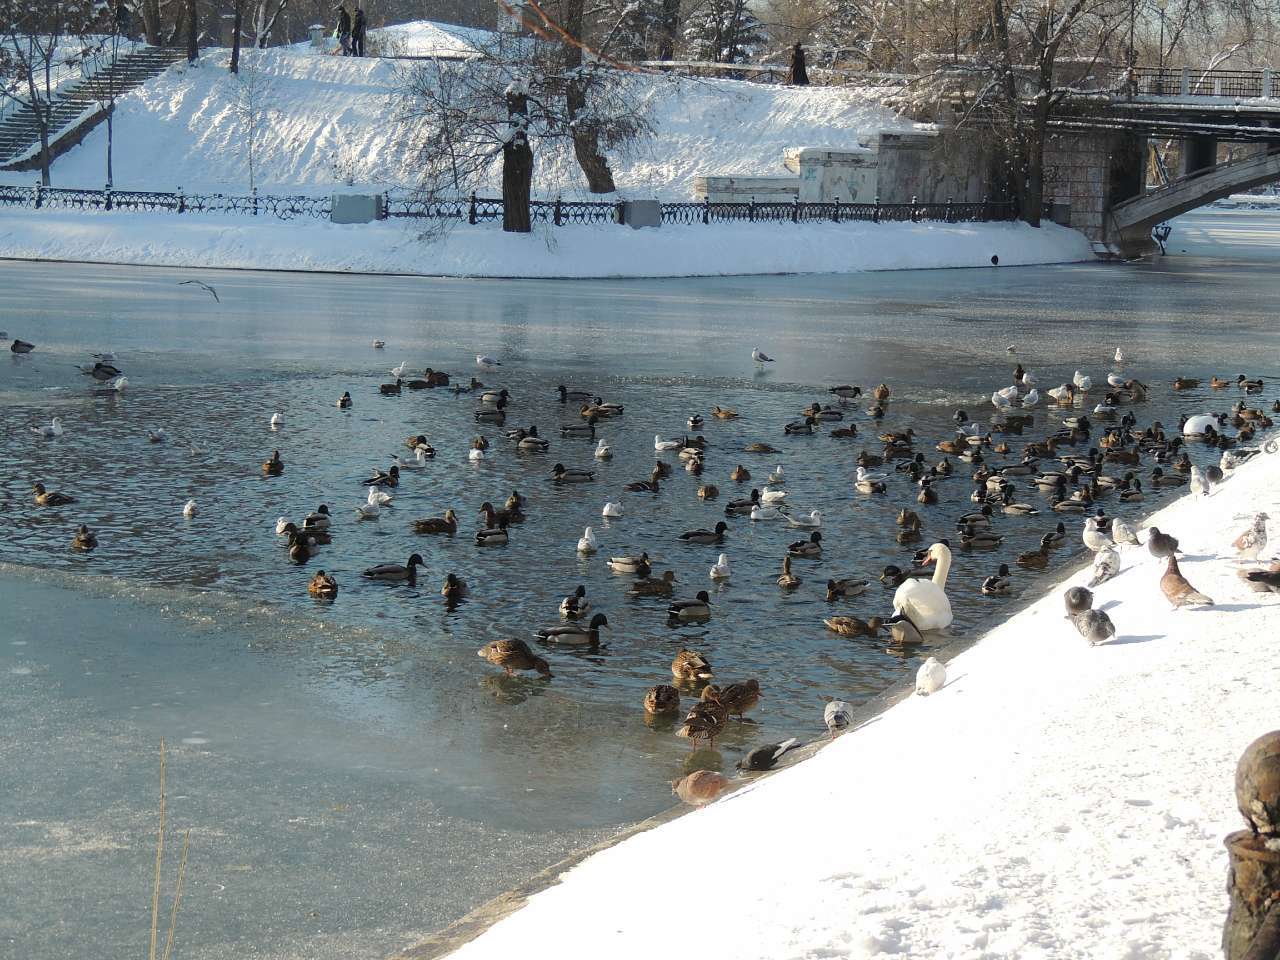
1157;0;1168;77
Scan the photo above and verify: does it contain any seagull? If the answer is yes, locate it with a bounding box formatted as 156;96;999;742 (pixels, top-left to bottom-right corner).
602;501;623;518
31;417;64;438
710;553;731;580
367;486;393;507
1022;388;1040;407
1006;344;1016;354
1106;373;1125;389
577;526;598;554
391;361;409;378
1114;348;1125;363
1110;519;1140;546
915;657;946;696
270;412;283;429
594;438;612;460
182;498;197;518
275;517;291;535
752;348;774;365
100;376;128;393
1189;465;1211;497
178;279;220;302
1081;516;1111;552
476;355;501;370
356;502;380;519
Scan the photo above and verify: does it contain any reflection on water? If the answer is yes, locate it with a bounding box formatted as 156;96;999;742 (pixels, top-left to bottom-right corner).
1;213;1278;959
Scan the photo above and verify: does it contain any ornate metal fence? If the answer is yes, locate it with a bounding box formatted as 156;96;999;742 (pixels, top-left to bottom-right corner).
0;184;1021;227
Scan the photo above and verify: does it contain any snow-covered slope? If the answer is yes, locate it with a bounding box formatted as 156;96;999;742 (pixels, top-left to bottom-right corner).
15;44;917;199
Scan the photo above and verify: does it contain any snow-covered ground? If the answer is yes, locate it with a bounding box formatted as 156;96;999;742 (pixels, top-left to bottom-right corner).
365;19;492;58
0;44;918;199
433;445;1280;959
0;210;1092;277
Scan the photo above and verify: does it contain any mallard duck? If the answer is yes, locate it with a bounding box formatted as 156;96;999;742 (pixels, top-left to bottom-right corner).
559;585;590;617
825;577;868;601
653;460;674;479
560;415;598;438
712;405;740;420
282;522;329;546
337;391;353;408
871;383;891;401
262;450;283;476
886;615;926;647
830;424;858;438
582;398;624;418
711;679;761;719
959;527;1002;550
1209;375;1230;389
981;564;1011;595
677;692;728;748
365;465;400;488
552;463;595;483
302;505;331;531
896;508;919;528
724;489;761;515
536;612;608;646
917;479;938;505
413;509;458;535
441;573;468;601
671;648;713;681
1001;488;1038;515
478;639;551;677
643;684;681;715
830;384;862;400
688;414;705;430
607;552;651;576
404;435;436;457
518;428;550;452
308;570;338;599
668;591;711;621
730;464;751;482
624;468;661;493
1238;374;1264;391
788;531;822;557
824;615;882;637
1015;545;1050;569
362;553;423;582
679;521;728;545
784;415;818;436
628;570;677;597
1041;521;1067;546
471;436;491;452
777;554;800;590
1119;478;1144;502
744;442;780;454
287;531;312;564
479;501;522;528
475;525;509;546
380;379;403;395
557;384;592;403
1151;467;1185;488
71;524;97;551
32;482;76;506
698;484;719;500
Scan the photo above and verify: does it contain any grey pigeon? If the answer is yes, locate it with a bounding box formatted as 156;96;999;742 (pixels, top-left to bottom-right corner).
1146;527;1180;559
737;738;802;771
1088;545;1120;588
1233;513;1269;563
1071;609;1115;645
1064;585;1094;616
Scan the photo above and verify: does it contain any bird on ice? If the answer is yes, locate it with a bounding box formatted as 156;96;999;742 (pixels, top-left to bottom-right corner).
31;417;64;438
1110;519;1140;546
1088;544;1120;587
371;339;386;349
752;348;775;365
1233;513;1269;563
1160;555;1214;609
915;657;946;696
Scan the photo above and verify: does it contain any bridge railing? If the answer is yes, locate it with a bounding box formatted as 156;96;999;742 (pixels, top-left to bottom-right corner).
1116;66;1275;99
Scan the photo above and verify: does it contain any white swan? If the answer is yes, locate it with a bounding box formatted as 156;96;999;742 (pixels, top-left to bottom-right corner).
1022;388;1039;407
182;498;197;518
786;510;822;528
1183;413;1218;436
892;542;954;631
602;500;623;517
577;526;598;553
915;657;946;696
31;416;64;438
1072;370;1092;392
367;486;393;507
655;434;681;451
270;412;283;429
710;553;731;580
594;438;612;460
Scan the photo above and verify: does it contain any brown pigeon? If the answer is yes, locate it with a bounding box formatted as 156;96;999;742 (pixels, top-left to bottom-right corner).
671;770;730;806
1160;556;1214;609
1233;512;1269;563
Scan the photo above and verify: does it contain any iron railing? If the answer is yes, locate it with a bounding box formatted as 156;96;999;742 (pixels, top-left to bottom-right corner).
0;184;1023;227
1116;66;1276;99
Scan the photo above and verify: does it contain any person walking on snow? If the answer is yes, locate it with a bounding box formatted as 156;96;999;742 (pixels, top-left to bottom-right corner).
334;3;352;55
351;6;367;57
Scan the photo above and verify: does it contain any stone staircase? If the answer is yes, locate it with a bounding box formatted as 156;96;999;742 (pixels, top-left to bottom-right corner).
0;46;188;169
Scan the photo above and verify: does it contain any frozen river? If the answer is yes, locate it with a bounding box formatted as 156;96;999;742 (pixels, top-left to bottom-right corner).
1;207;1277;959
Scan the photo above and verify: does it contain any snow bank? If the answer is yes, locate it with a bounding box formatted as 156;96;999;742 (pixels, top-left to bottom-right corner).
367;20;492;58
0;210;1092;277
0;45;917;199
432;447;1280;959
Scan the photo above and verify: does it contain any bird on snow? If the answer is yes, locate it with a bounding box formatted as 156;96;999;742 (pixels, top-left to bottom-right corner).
1189;465;1212;497
1071;608;1115;645
752;348;775;365
824;700;853;737
1145;526;1179;559
1082;515;1111;552
1110;519;1140;546
1088;544;1120;587
915;657;946;696
1233;513;1269;563
178;279;220;302
1064;585;1094;616
737;738;801;771
1160;555;1214;609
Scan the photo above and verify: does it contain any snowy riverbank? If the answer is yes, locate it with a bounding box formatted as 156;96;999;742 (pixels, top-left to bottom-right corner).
424;445;1280;959
0;211;1093;278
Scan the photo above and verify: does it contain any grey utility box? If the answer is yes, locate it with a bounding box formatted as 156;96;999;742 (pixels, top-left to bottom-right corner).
331;193;383;224
621;199;661;229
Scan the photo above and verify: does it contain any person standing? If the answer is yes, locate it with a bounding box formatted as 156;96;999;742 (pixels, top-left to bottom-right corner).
351;5;367;57
113;0;132;40
334;3;352;55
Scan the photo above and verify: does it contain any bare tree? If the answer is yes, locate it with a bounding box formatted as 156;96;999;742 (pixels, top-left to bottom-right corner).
231;49;274;189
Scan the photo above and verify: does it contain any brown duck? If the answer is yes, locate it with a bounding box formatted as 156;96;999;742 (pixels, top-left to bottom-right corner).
477;639;552;677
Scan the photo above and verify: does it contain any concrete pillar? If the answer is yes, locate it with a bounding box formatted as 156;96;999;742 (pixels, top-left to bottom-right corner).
1264;69;1273;100
1184;135;1217;175
1181;67;1191;96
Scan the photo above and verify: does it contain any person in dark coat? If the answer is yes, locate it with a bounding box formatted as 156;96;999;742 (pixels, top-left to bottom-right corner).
787;42;809;85
351;6;367;57
335;4;352;55
113;1;132;39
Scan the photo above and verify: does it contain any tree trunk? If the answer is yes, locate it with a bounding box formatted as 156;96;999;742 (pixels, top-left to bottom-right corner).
787;43;808;85
657;0;679;60
1022;116;1045;227
141;0;162;45
230;0;243;73
503;90;533;233
560;0;617;193
186;0;198;62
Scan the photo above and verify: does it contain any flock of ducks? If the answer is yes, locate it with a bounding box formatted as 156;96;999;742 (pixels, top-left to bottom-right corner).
17;335;1278;808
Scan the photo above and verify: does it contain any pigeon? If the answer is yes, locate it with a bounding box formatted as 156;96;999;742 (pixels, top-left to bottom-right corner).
671;770;730;806
1082;515;1111;552
1204;464;1224;486
1110;519;1140;546
1064;585;1094;616
824;700;853;737
1088;544;1121;587
1071;608;1115;645
752;348;775;364
737;738;802;771
1146;526;1179;559
1160;556;1214;609
1189;465;1211;497
915;657;946;696
1233;513;1269;563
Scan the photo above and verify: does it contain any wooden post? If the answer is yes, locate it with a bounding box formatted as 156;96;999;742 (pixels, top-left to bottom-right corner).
1224;731;1280;960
